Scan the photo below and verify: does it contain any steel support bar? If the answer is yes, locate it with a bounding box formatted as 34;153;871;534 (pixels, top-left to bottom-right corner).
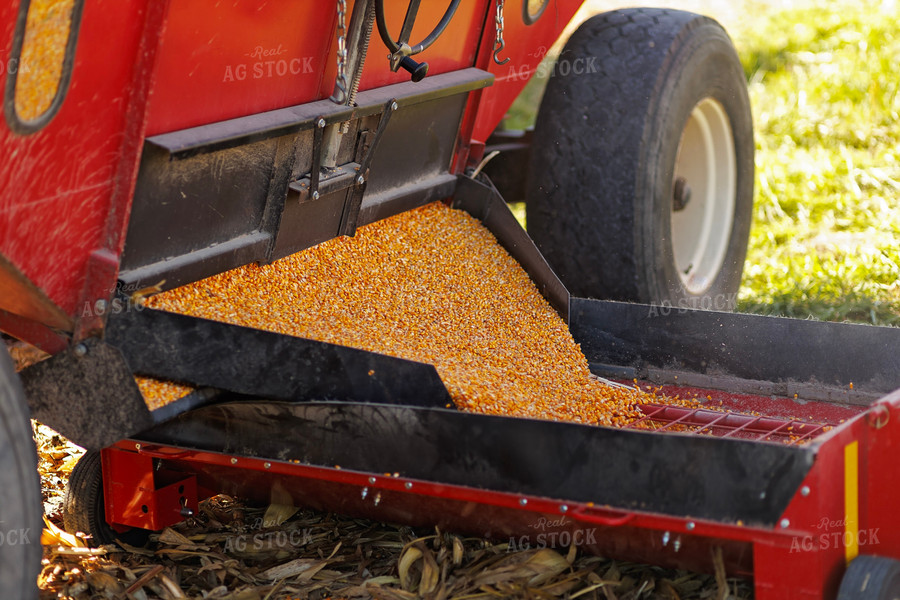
105;306;453;409
570;298;900;403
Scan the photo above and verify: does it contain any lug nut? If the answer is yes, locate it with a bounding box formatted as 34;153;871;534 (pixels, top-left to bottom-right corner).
673;177;692;211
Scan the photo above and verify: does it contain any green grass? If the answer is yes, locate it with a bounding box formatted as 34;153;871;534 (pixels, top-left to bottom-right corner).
507;1;900;325
732;1;900;324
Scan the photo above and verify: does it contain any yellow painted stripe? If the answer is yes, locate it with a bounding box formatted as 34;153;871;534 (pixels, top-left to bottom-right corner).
844;441;859;563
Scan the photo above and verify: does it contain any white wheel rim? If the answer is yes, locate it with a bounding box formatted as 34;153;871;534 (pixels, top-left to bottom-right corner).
670;97;737;295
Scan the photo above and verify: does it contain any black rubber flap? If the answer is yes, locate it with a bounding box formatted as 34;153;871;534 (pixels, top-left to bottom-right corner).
106;307;452;408
139;400;815;526
570;297;900;395
20;338;154;450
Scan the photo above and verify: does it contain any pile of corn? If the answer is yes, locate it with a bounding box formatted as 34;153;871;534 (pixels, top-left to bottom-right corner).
13;0;76;121
144;202;663;427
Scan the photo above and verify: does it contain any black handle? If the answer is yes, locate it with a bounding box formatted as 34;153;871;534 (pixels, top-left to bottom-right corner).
399;56;428;82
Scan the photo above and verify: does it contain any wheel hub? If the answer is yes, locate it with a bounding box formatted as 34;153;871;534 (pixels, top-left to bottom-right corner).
670;98;737;295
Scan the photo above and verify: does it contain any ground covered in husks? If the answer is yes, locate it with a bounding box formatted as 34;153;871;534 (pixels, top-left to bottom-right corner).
33;424;750;600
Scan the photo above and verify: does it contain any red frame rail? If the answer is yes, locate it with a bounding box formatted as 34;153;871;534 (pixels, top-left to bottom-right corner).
99;388;900;600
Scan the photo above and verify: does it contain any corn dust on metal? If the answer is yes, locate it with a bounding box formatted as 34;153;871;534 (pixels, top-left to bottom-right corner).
14;0;76;121
146;202;663;427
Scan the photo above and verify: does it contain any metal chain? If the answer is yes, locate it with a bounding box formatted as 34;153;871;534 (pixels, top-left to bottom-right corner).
493;0;509;65
335;0;349;102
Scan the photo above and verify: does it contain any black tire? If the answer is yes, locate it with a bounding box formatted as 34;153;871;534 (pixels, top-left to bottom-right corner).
838;556;900;599
63;450;115;546
63;450;148;547
0;347;42;600
526;8;754;309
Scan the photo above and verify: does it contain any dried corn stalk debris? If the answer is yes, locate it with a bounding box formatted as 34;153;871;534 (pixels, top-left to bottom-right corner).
35;479;752;600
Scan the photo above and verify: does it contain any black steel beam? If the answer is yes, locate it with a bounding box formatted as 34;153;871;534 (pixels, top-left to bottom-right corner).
105;307;453;409
147;68;493;160
570;298;900;399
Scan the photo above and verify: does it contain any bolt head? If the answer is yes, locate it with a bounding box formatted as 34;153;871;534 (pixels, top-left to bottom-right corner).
356;175;365;185
230;458;238;465
519;498;528;506
801;486;810;497
369;476;376;484
686;521;695;531
391;101;399;111
559;504;568;513
311;191;320;200
404;482;413;490
73;343;88;357
264;462;272;469
317;118;326;128
780;518;790;529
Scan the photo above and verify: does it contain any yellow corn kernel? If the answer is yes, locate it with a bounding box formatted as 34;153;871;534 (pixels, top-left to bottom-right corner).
14;0;76;121
144;202;684;426
134;376;192;411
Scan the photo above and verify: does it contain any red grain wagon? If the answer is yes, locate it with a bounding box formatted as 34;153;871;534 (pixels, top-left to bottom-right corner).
1;2;896;598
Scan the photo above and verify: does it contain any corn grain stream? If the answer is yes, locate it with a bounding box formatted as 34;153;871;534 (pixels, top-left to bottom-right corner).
139;202;674;425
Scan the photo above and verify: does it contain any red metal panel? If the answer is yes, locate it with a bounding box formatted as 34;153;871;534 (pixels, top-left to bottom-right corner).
0;309;68;354
144;1;333;135
752;417;868;599
470;1;585;144
352;1;490;92
103;446;198;531
857;390;900;557
145;1;492;135
0;0;165;326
